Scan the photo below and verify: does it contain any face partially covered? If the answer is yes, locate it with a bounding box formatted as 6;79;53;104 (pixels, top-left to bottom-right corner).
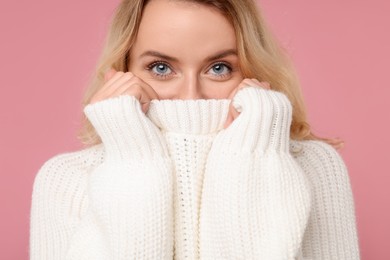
128;0;243;100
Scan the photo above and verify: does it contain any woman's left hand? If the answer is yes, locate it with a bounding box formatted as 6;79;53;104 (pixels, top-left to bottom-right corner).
199;78;311;258
224;78;271;129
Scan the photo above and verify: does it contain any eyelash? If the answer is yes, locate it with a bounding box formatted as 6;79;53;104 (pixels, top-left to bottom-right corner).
146;60;172;79
145;60;233;79
209;62;232;78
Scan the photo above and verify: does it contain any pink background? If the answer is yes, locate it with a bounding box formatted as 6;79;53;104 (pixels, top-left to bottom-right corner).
1;0;389;259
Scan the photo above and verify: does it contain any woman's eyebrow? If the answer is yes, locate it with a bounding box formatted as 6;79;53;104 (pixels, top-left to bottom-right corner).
206;49;237;61
140;51;178;62
139;49;237;62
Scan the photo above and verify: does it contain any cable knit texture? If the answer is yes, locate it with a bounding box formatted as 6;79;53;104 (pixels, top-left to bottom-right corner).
29;87;360;259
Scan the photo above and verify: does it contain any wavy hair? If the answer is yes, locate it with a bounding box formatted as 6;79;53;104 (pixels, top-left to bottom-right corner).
76;0;344;149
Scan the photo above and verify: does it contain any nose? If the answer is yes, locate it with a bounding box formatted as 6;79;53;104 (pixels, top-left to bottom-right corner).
177;73;204;100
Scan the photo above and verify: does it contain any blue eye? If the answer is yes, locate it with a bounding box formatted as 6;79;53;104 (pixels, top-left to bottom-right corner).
149;62;172;76
208;63;232;77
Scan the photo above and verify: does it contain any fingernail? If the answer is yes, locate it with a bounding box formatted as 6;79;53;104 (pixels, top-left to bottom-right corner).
263;82;270;89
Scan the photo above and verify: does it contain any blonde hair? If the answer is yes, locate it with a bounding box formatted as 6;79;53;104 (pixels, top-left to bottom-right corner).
77;0;344;149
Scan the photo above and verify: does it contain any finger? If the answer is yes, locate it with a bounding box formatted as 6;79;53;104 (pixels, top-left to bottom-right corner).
226;79;254;113
233;78;266;97
243;78;258;85
100;71;126;94
226;84;240;101
223;78;263;128
245;78;271;90
90;71;128;104
251;78;271;89
245;78;262;88
110;77;135;97
223;89;242;129
114;76;160;101
110;81;152;114
107;71;160;100
223;113;233;129
130;72;160;100
223;99;243;129
105;73;160;104
227;78;257;100
239;78;261;92
111;80;154;113
141;103;150;114
223;79;272;129
139;93;152;114
103;72;135;97
126;88;151;114
230;103;240;119
262;81;271;89
104;68;117;82
133;78;160;100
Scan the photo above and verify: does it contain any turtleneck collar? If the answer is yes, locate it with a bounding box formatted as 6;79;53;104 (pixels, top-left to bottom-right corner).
146;99;231;135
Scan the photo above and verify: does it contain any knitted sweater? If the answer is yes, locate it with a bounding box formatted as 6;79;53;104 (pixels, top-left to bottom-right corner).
29;87;360;259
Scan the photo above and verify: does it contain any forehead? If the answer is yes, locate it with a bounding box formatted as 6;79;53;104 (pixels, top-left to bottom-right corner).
132;0;237;58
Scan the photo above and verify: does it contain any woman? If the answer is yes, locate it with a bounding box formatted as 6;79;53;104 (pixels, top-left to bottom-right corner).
29;0;360;259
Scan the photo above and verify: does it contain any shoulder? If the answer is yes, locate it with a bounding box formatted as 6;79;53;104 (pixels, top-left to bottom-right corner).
31;144;105;217
29;144;106;255
36;143;105;176
289;139;348;174
289;141;360;258
33;144;105;189
288;139;356;201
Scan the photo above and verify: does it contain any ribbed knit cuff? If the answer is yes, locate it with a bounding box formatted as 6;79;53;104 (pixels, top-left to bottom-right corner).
83;95;169;160
146;99;230;135
215;86;293;153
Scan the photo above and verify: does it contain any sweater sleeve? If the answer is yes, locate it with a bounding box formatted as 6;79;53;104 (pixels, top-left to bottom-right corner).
293;140;361;259
29;150;92;260
64;95;174;259
199;87;312;259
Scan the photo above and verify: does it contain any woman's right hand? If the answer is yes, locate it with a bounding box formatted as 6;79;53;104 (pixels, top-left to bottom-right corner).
73;71;174;260
83;68;168;160
90;68;159;113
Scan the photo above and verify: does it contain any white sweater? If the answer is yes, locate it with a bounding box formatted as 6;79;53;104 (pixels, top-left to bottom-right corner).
29;87;360;259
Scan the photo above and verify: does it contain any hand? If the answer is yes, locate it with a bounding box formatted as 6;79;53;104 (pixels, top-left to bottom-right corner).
199;81;310;258
73;69;174;258
215;80;292;153
83;68;168;160
89;68;159;113
223;78;271;129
